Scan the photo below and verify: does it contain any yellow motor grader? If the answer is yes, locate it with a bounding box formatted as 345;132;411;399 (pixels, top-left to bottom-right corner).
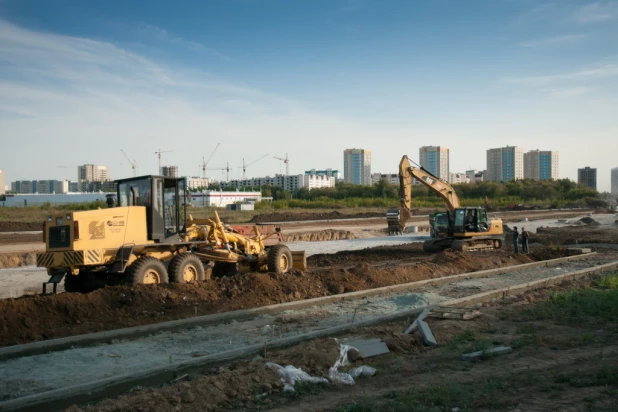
37;175;305;293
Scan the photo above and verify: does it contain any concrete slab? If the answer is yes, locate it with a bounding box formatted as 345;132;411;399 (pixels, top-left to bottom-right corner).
461;346;513;362
342;339;390;358
404;308;430;334
418;320;437;346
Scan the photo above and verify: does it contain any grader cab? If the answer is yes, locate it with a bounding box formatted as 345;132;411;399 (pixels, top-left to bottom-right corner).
37;175;305;293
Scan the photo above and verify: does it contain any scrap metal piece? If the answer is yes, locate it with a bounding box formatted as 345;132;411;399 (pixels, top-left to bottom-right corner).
461;346;513;362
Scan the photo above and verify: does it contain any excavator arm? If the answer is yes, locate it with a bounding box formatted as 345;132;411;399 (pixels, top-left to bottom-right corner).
388;156;461;233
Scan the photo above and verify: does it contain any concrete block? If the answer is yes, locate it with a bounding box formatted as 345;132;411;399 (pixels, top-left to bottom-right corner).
418;320;437;346
404;308;430;334
343;340;390;358
461;346;512;362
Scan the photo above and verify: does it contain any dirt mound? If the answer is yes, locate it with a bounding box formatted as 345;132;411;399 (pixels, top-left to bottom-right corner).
76;338;343;412
309;243;426;267
0;252;37;269
0;246;573;348
284;229;355;242
534;226;618;245
0;222;42;232
579;217;600;225
250;210;384;223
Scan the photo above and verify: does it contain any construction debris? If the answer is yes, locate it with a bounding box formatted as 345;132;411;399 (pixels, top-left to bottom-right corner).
404;308;430;334
264;362;329;392
418;320;438;346
461;346;513;362
428;306;482;321
341;338;390;358
348;366;377;378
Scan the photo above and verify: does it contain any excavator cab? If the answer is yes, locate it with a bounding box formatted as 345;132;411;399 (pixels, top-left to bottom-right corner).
115;175;187;242
454;208;489;234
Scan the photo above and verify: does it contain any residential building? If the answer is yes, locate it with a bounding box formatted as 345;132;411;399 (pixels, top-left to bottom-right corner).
11;180;35;194
78;164;109;182
419;146;449;180
221;174;335;191
465;170;485;183
486;146;524;182
0;169;5;195
161;166;178;178
305;169;341;180
68;181;80;193
186;176;214;190
524;150;559;181
578;167;597;191
371;173;399;185
35;180;69;194
612;167;618;197
449;172;469;184
78;181;117;193
343;149;371;185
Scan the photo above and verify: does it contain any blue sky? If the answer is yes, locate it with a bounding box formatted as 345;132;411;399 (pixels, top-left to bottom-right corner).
0;0;617;190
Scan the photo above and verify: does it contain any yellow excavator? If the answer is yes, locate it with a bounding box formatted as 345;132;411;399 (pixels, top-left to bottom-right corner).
387;156;504;252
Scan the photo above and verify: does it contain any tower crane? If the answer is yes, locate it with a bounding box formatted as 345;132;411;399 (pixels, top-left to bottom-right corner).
121;150;138;177
242;154;269;180
207;162;231;182
200;143;220;180
154;149;173;174
273;153;290;175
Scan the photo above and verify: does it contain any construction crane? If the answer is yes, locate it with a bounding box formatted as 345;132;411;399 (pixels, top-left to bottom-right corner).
121;150;138;177
242;154;269;180
273;153;290;175
154;149;173;174
200;143;220;180
208;162;231;182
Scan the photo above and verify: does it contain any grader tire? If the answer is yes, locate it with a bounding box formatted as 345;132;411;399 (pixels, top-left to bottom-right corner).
267;244;293;274
64;274;82;293
126;256;169;285
169;253;205;283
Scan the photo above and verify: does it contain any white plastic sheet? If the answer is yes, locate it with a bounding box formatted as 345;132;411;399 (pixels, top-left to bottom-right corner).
264;362;329;392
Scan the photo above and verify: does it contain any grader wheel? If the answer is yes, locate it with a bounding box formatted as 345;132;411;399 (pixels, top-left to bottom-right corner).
267;244;293;274
126;256;169;284
169;253;205;283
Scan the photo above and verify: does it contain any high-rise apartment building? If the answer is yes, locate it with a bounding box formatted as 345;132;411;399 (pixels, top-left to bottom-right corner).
161;166;179;177
612;167;618;197
486;146;524;182
78;164;109;182
343;149;371;185
419;146;449;180
524;150;559;181
578;167;597;191
0;169;5;195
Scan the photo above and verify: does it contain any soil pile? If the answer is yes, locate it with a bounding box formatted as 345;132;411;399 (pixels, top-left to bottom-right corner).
0;252;36;269
309;243;426;267
0;248;571;348
0;222;42;232
72;339;344;412
535;226;618;245
284;229;355;242
0;233;43;246
579;217;600;226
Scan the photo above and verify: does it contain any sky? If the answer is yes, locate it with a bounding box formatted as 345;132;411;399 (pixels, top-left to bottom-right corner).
0;0;617;191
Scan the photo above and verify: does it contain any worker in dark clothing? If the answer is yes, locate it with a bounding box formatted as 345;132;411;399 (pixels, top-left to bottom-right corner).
512;226;520;254
521;227;529;254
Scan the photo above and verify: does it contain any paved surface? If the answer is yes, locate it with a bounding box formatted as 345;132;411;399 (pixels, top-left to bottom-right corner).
0;254;614;401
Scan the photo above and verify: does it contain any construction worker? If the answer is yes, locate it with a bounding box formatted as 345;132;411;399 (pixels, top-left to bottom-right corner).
512;226;520;254
521;227;529;254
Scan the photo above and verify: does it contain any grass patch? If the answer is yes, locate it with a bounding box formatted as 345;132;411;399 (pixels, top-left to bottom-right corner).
336;378;509;412
515;287;618;325
554;365;618;388
594;274;618;290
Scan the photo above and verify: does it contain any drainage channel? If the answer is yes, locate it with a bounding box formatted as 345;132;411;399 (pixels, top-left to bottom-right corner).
1;254;616;411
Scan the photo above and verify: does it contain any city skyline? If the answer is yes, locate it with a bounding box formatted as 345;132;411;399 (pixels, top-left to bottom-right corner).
0;1;617;190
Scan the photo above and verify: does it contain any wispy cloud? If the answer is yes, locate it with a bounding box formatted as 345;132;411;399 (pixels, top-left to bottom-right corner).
542;87;591;98
499;64;618;86
519;33;587;47
512;2;559;26
574;1;618;23
137;23;232;61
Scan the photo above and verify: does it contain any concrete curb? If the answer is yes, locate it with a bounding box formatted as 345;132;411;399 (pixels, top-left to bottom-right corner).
0;257;615;412
0;253;597;362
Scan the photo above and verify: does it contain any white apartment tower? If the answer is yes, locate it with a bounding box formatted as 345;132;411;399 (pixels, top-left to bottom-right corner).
486;146;524;182
78;164;109;182
161;166;179;178
419;146;449;180
524;150;559;181
343;149;372;185
0;169;5;195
